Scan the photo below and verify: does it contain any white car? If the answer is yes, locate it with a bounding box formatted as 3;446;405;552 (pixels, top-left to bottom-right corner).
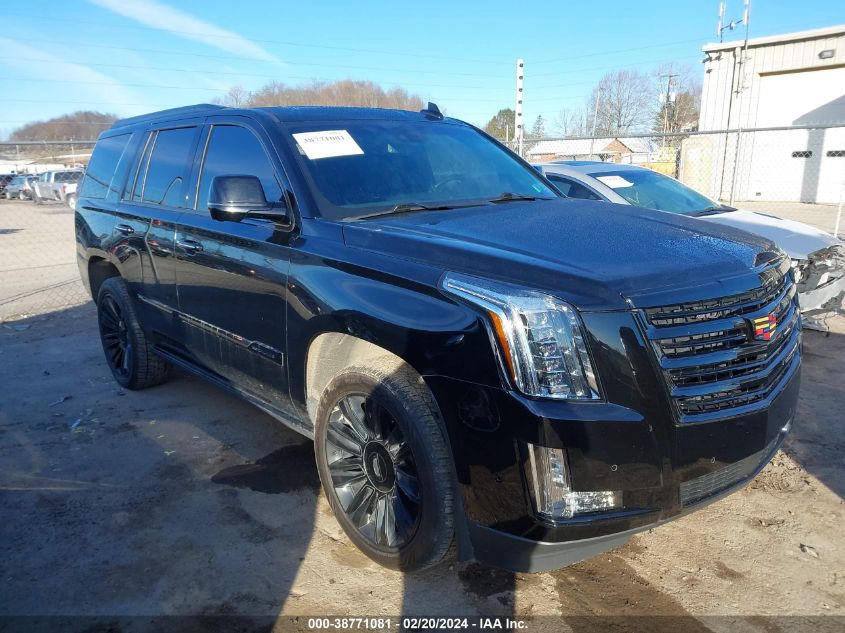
534;161;844;318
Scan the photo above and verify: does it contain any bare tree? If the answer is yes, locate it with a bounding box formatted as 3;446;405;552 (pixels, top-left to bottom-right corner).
8;111;118;142
589;70;654;136
553;107;588;137
237;79;424;111
216;85;250;108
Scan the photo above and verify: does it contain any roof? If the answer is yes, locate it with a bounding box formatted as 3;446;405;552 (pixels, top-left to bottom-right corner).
112;103;449;129
526;136;655;157
267;106;445;123
537;161;646;175
703;24;845;53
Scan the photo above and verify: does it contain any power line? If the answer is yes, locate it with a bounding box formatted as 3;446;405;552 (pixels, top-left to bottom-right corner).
0;36;505;78
1;12;509;66
0;55;501;91
530;54;701;80
531;38;705;64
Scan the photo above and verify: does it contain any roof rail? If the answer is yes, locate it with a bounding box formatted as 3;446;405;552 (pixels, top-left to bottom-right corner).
112;103;226;128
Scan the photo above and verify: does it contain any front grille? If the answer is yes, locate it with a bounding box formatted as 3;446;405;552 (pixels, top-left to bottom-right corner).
642;260;801;423
645;265;785;326
680;434;780;506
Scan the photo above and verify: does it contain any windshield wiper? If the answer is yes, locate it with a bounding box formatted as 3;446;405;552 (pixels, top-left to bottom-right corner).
692;205;736;217
488;192;551;203
352;202;460;220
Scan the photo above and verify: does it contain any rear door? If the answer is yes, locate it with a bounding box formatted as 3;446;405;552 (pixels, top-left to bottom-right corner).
114;122;203;340
77;130;137;281
174;117;295;417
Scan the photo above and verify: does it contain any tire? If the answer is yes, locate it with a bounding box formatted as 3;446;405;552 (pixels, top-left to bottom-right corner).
96;277;171;390
66;193;77;211
314;361;455;571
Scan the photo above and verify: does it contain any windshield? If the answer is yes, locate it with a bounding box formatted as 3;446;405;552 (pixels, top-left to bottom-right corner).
590;169;721;215
287;120;556;220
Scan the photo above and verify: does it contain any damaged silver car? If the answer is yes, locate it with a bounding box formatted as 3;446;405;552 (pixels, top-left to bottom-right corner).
533;161;845;324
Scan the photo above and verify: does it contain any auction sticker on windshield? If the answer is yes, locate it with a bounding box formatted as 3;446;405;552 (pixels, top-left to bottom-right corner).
292;130;364;160
596;175;634;189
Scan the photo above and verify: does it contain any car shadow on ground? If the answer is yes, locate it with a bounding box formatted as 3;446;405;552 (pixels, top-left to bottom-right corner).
0;302;517;628
5;303;840;631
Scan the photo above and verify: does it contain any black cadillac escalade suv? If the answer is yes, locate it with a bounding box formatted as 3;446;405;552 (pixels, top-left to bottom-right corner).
75;103;801;573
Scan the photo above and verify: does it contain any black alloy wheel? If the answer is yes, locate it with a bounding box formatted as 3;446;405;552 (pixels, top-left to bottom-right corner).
314;364;454;571
98;293;131;380
325;393;421;548
96;277;171;389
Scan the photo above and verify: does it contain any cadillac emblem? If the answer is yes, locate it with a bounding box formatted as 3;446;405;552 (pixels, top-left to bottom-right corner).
752;313;777;341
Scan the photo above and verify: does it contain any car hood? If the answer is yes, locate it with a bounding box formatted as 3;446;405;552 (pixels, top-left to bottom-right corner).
698;209;840;259
342;199;777;311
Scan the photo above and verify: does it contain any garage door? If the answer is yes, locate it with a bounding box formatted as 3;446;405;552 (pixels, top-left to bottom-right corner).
747;68;845;204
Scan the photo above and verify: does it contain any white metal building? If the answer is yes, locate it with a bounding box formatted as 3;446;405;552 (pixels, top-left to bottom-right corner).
683;24;845;204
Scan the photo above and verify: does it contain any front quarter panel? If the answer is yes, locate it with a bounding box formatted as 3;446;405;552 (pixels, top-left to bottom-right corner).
285;220;504;426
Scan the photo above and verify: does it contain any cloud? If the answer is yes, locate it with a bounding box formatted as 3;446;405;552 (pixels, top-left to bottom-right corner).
0;36;135;108
88;0;280;63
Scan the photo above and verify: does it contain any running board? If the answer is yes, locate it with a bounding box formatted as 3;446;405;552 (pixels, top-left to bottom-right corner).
152;345;314;439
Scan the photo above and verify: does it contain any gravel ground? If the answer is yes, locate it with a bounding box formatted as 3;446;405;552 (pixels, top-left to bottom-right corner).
0;198;843;631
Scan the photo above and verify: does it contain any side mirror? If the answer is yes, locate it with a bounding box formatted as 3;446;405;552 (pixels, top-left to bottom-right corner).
208;175;289;225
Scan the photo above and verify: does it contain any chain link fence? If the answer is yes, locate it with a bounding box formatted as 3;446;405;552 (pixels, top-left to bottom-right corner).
509;125;845;237
1;127;843;321
0;141;95;322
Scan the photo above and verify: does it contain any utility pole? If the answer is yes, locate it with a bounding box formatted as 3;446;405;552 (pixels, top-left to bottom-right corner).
589;90;601;159
728;0;751;206
515;59;524;157
659;73;678;147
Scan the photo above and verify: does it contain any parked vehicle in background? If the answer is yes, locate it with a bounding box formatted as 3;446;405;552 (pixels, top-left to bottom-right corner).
0;174;15;196
4;175;38;200
32;169;84;206
76;103;800;573
535;161;845;317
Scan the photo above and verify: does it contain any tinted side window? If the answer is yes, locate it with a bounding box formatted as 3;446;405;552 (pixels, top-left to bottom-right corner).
197;125;283;212
142;127;198;207
83;134;132;199
127;132;153;201
548;175;602;201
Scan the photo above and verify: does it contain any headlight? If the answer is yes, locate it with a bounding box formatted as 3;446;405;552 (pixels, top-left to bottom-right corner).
441;272;600;400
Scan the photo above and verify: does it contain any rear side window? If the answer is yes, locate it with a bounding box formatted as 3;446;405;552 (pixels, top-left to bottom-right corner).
547;175;602;200
196;125;283;212
81;134;131;199
142;127;198;207
127;127;197;207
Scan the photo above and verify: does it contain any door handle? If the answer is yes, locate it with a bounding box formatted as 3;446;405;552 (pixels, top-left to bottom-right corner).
115;223;134;235
176;238;203;254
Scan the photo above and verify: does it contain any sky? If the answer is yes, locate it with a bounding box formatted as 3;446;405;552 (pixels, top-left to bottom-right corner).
0;0;843;139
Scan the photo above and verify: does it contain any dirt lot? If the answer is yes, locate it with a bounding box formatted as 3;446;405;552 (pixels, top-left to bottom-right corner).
0;198;88;321
0;198;844;631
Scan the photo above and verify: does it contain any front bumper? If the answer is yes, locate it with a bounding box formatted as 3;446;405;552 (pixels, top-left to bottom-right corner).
465;422;789;572
799;271;845;314
424;308;802;572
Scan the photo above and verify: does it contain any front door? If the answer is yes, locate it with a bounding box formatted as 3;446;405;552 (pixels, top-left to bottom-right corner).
174;119;295;418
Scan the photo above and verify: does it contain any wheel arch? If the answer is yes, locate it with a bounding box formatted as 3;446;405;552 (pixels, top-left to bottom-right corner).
304;330;475;563
305;332;411;425
88;256;121;300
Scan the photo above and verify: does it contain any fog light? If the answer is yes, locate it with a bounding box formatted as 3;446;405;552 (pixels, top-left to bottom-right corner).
524;444;621;521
